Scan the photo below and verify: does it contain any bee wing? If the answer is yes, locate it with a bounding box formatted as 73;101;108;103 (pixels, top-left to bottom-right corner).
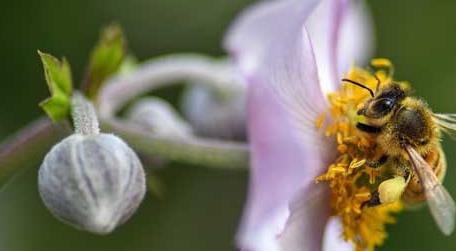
405;145;456;235
433;113;456;138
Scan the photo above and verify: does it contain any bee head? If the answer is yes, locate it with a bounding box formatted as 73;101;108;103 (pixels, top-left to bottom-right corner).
358;83;406;118
342;79;407;119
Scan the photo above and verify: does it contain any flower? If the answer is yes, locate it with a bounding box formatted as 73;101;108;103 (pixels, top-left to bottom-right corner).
224;0;376;250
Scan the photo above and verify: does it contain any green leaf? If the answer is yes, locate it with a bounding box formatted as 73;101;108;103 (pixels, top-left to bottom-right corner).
38;51;73;122
83;24;126;99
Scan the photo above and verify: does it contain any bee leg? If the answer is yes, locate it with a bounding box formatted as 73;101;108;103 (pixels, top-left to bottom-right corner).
399;135;408;148
366;155;388;168
362;190;382;208
356;122;382;133
395;158;412;182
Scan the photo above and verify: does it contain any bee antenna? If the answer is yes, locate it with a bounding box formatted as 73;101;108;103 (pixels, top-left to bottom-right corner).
342;78;375;97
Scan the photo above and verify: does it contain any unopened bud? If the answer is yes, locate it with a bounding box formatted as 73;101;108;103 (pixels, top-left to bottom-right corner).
181;83;246;140
38;93;146;234
126;97;193;138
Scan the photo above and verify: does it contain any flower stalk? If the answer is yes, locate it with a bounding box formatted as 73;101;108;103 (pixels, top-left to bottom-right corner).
0;118;68;185
71;92;100;135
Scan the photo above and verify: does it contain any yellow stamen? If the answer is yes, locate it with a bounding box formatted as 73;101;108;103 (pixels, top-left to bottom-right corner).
349;159;366;169
370;58;392;68
315;113;326;129
316;60;403;251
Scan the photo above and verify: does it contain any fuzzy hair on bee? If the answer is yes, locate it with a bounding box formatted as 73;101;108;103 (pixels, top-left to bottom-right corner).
343;78;456;236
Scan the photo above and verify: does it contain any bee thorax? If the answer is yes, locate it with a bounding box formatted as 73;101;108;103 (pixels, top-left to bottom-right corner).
395;106;431;146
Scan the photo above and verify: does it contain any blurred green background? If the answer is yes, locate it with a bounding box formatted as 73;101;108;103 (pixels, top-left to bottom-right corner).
1;0;456;250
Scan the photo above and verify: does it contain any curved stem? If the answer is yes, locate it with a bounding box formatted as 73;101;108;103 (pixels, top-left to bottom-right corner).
97;54;249;169
101;118;249;169
98;54;243;118
0;117;67;184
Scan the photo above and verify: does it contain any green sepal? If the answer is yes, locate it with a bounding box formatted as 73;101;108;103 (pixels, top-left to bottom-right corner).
38;51;73;122
118;55;138;75
83;24;126;99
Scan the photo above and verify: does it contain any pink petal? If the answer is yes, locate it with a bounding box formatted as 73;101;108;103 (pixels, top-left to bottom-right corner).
306;0;343;94
306;0;374;94
242;68;331;250
278;185;330;251
337;0;374;75
224;0;321;77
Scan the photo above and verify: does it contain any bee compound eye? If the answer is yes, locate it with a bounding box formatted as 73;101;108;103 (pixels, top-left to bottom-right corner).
372;98;394;114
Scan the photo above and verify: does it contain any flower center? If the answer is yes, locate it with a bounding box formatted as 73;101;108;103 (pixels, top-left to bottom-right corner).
316;59;405;251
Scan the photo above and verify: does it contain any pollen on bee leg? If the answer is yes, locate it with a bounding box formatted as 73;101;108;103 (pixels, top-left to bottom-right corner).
378;176;407;204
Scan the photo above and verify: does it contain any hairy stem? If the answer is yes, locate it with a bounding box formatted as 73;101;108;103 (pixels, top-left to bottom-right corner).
71;92;100;135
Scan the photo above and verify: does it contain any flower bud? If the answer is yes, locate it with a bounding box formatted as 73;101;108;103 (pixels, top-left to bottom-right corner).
38;133;146;235
126;97;193;138
181;83;246;140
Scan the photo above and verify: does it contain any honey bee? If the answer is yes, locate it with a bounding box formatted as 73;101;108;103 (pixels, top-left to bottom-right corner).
343;78;456;235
